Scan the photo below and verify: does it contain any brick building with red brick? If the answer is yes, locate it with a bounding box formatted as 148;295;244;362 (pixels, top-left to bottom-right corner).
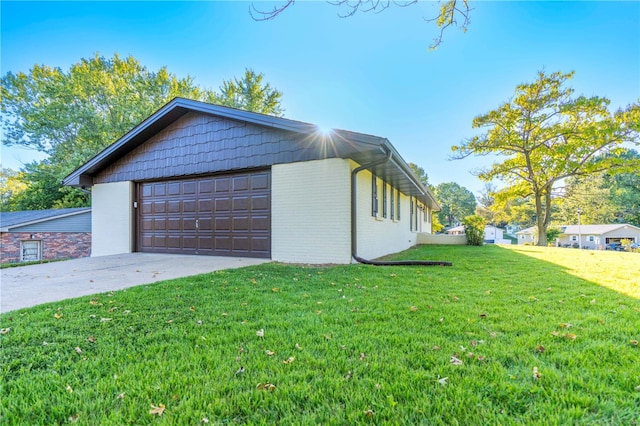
0;208;91;264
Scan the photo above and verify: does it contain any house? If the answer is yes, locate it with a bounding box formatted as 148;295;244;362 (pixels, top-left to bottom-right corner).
517;224;640;249
0;208;91;263
516;226;536;245
447;225;509;244
557;224;640;249
63;98;440;264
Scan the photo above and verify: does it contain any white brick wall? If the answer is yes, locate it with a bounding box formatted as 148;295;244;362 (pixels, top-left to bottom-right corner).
92;181;134;256
272;159;352;263
354;167;419;260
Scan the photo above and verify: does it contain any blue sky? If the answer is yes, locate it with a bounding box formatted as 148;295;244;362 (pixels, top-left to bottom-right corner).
2;1;639;196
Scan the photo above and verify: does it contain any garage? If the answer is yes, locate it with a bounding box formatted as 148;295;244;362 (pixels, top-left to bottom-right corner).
137;169;271;258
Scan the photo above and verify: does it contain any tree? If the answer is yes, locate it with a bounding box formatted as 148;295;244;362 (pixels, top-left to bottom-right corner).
1;55;285;209
208;69;284;117
2;54;205;166
462;215;485;246
434;182;476;227
452;70;640;246
249;0;471;49
556;173;618;225
408;162;430;187
0;168;27;210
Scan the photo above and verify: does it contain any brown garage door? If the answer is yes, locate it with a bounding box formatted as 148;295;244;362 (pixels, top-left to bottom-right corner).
137;170;271;258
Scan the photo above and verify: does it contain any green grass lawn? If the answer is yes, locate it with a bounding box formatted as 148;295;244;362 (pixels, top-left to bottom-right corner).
1;245;639;425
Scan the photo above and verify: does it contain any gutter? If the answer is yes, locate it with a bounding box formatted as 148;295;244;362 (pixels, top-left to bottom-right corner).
350;145;452;267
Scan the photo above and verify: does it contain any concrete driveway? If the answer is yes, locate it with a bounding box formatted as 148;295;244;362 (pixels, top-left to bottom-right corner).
0;253;270;313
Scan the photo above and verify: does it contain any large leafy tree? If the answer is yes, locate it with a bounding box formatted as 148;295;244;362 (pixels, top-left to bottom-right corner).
2;54;205;168
434;182;476;227
452;70;640;245
208;69;284;116
558;150;640;226
250;0;471;49
1;55;285;210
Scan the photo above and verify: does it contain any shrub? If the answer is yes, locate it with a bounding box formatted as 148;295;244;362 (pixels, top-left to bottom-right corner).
463;215;486;246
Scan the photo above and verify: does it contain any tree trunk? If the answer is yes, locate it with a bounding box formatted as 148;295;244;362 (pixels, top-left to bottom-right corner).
535;193;548;246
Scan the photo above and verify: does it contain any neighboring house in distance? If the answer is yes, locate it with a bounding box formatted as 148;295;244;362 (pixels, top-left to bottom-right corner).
516;226;537;245
0;208;91;263
517;224;640;249
557;224;640;249
447;225;510;244
63;98;440;264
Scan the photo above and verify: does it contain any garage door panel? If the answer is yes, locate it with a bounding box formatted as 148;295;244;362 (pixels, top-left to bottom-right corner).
252;216;270;232
251;173;269;190
138;170;270;257
252;195;269;211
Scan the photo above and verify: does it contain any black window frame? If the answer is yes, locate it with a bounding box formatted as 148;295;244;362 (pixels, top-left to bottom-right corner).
371;174;378;217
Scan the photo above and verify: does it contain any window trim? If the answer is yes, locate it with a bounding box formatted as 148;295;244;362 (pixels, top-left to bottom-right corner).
20;240;42;262
371;174;378;217
382;180;388;218
390;186;395;220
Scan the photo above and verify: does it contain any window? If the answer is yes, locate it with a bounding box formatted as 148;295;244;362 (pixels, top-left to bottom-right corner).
571;236;577;241
21;240;41;262
410;198;414;231
371;174;378;217
396;189;400;220
382;181;388;218
588;236;595;242
390;187;395;220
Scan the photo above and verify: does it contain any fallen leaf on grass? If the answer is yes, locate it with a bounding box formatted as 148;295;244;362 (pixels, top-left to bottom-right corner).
282;357;295;364
87;336;96;343
437;376;448;386
116;392;125;399
256;382;276;391
410;306;418;312
363;409;374;417
536;345;545;353
631;340;639;346
272;288;278;292
0;328;10;334
450;356;463;365
202;418;209;423
295;343;302;350
265;350;275;356
100;318;112;322
54;313;63;319
66;385;73;393
359;352;366;361
256;329;264;338
532;367;541;380
564;333;577;341
559;323;572;329
432;345;441;351
74;347;82;354
149;404;165;416
477;355;486;362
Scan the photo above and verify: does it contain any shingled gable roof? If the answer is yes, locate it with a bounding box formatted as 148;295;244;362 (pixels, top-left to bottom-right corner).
63;97;440;210
0;208;91;232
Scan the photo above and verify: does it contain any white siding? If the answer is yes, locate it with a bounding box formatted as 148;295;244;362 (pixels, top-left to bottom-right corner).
354;167;420;260
272;159;352;264
92;181;134;256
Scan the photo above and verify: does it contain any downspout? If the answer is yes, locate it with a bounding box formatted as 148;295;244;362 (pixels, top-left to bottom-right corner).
350;146;452;267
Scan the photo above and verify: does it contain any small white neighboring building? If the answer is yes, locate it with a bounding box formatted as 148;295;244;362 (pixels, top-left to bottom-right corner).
447;225;510;244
